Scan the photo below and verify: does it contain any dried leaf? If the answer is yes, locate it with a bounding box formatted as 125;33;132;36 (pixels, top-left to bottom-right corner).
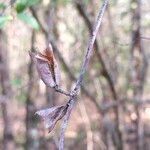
35;105;68;132
36;58;56;87
29;43;60;87
29;51;56;86
43;43;60;86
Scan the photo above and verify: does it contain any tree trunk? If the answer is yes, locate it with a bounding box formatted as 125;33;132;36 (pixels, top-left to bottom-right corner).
25;31;39;150
129;0;148;149
0;30;14;150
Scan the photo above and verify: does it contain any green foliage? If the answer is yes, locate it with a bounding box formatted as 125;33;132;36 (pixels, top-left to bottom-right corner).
26;0;40;6
16;0;27;13
0;2;6;10
0;1;40;29
11;78;22;87
15;0;40;13
17;12;39;30
15;0;40;30
17;91;27;103
0;15;13;28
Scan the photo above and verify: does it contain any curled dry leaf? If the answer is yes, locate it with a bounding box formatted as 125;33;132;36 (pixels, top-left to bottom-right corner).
29;43;60;87
35;105;68;132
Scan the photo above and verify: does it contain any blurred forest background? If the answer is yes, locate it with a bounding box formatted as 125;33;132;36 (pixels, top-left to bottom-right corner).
0;0;150;150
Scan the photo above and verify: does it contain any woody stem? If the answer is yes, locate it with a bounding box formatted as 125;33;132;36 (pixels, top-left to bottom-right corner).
54;86;72;97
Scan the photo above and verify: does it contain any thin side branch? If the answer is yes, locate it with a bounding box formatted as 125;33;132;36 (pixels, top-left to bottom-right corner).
75;0;118;100
54;86;72;97
74;0;108;91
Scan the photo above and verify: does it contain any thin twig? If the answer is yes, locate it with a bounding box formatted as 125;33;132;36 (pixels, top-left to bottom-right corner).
30;7;48;36
30;1;108;149
54;86;72;97
30;6;100;110
59;1;108;149
30;7;72;98
140;36;150;40
59;98;75;150
75;0;118;100
74;0;108;91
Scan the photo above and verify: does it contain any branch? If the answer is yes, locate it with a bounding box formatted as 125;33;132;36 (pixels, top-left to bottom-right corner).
74;0;108;91
54;86;72;97
75;0;118;100
75;1;123;149
30;1;109;149
30;7;48;37
59;98;75;150
51;42;102;114
59;1;108;149
30;6;102;113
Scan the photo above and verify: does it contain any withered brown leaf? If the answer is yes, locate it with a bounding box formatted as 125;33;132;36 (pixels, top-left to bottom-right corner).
35;105;68;132
29;43;60;87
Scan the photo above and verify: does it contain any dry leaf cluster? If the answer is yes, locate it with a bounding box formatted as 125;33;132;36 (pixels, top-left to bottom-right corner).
30;43;67;132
